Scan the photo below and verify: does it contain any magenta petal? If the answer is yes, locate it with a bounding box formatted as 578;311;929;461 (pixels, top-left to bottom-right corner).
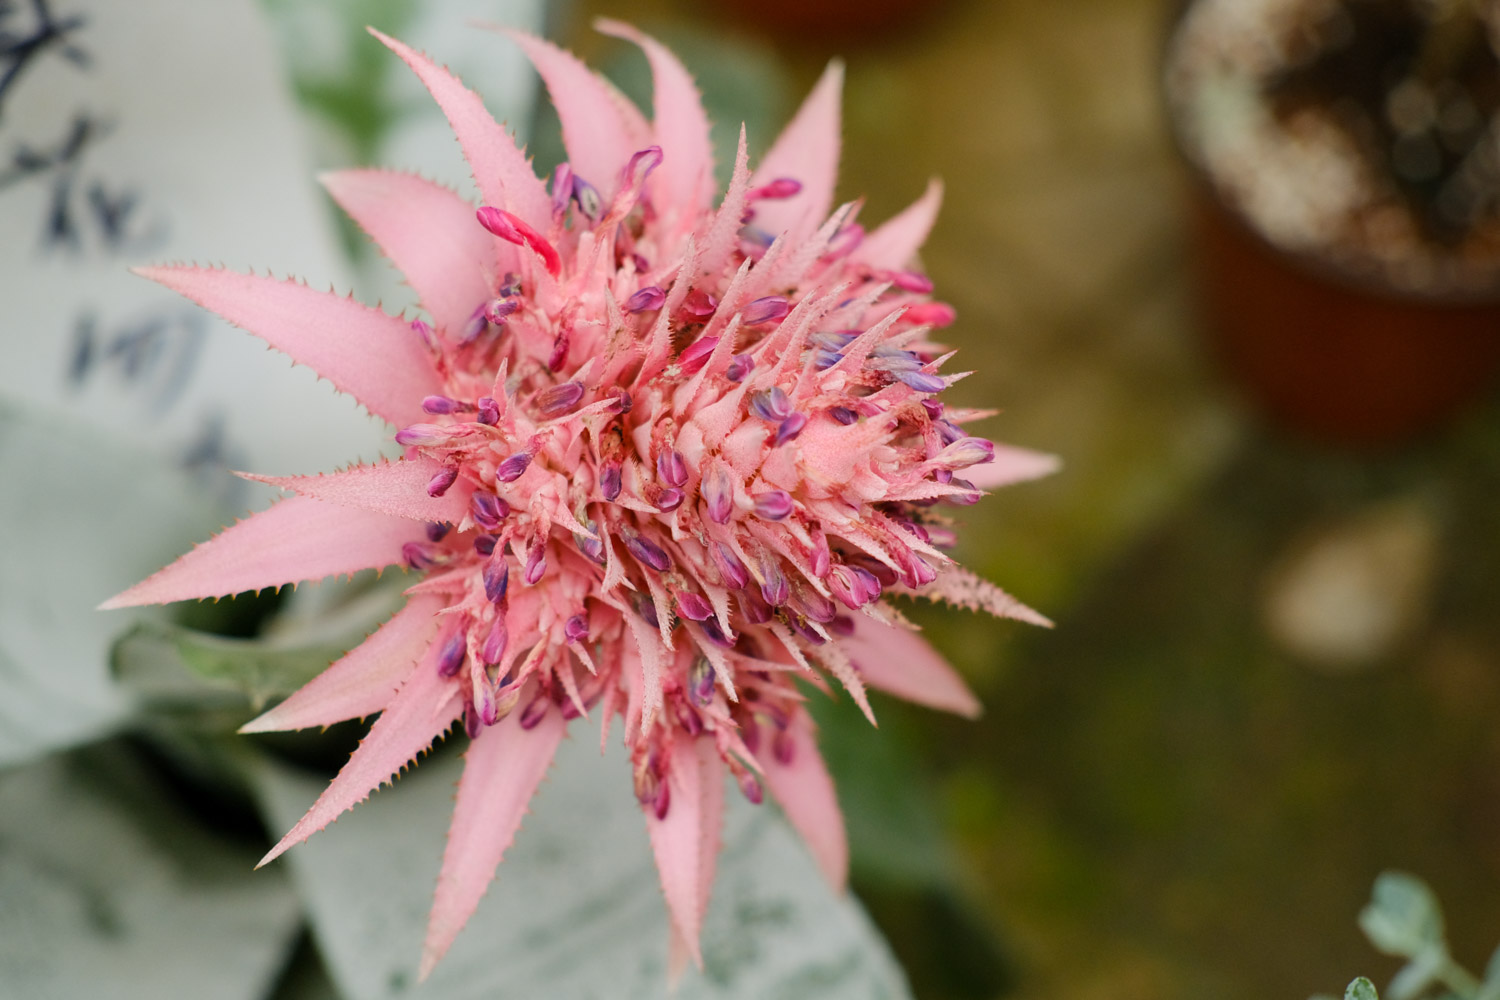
496;28;649;202
99;495;425;609
260;648;463;867
749;59;843;241
243;457;473;523
837;615;982;718
419;702;565;980
646;738;724;968
757;712;848;889
241;594;445;734
134;265;443;428
595;20;714;215
321;169;498;336
370;29;551;231
856;178;944;271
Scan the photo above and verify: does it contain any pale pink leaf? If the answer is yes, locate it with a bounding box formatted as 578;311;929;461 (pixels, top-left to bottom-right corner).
595;20;714;215
856;178;943;271
242;457;473;523
758;712;848;889
134;265;442;428
320;169;499;335
698;128;750;279
494;28;650;202
838;614;984;717
420;704;565;980
370;29;551;231
749;60;843;241
964;444;1061;490
240;594;444;734
260;650;462;866
646;738;724;968
100;495;424;610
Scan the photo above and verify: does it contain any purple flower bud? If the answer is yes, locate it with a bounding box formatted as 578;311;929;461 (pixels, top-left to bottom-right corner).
547;331;569;372
474;534;497;556
632;253;650;273
498;272;523;297
701;617;737;648
599;462;622;501
574;523;605;564
749;386;791;422
796;588;837;624
937;419;964;445
938;437;996;469
772;727;796;766
678;336;718;374
476;397;500;425
921;399;944;419
738;771;764;805
870;346;923;372
625;285;666;313
947;478;982;506
749;177;802;200
481;616;508;664
740;714;761;753
753;490;794;521
829;614;856;637
739;589;774;624
900;519;932;544
564;614;588;642
743;295;790;326
827;564;866;610
775;413;807;446
426;521;451;543
811;347;843;370
464;706;483;740
436;633;466;677
470;491;509;531
677;701;703;736
395;424;447;447
572;175;603;220
536;381;584;418
524;544;547;585
496;452;531;483
636;594;660;629
712;543;750;590
760;563;790;606
703;465;734;524
410;319;436;348
476;205;521;242
551;161;575;216
402;542;444;570
625;533;671;572
934;468;954;485
484;298;519;325
422;395;462;415
829;406;858;425
612;389;633;414
623;146;663;188
677;591;713;621
689;657;716;706
652;775;671;821
483;557;509;603
519;694;549;730
656;487;684;512
897;370;947;393
657;449;688;488
459;312;489;345
725;353;755;382
427;466;459;498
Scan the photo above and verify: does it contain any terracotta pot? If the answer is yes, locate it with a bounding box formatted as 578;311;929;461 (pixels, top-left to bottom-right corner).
1166;0;1500;447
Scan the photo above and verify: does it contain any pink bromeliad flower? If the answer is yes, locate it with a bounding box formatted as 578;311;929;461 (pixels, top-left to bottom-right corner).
103;21;1055;979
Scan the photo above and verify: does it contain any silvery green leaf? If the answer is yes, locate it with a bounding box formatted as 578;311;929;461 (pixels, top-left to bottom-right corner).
0;743;300;999
253;735;912;1000
1345;977;1380;1000
1359;872;1446;958
0;402;231;766
1387;947;1445;1000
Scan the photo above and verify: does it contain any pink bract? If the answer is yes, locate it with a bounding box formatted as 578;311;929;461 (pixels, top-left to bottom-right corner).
102;20;1056;979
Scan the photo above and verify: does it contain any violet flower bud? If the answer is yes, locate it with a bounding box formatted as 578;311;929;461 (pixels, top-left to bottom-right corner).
657;449;688;488
426;521;451;543
738;771;764;805
402;542;444;570
436;633;466;677
625;534;671;572
410;319;436;348
829;406;858;425
470;491;509;531
599;461;622;501
897;370;947;393
725;353;754;383
625;286;665;313
829;615;856;637
484;298;519;324
519;694;549;730
476;397;500;426
427;466;459;498
749;386;791;422
703;465;734;525
689;656;716;707
753;490;794;521
635;594;660;629
536;381;584;418
743;295;790;326
739;589;774;624
524;544;547;585
775;413;807;446
760;563;790;606
938;437;996;469
496;451;531;483
564;614;588;642
772;727;796;766
473;534;497;556
422;395;462;415
481;616;508;664
395;424;447;447
676;591;713;622
712;543;750;590
810;530;831;578
482;557;509;603
572;174;602;220
550;161;575;217
656;487;684;512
